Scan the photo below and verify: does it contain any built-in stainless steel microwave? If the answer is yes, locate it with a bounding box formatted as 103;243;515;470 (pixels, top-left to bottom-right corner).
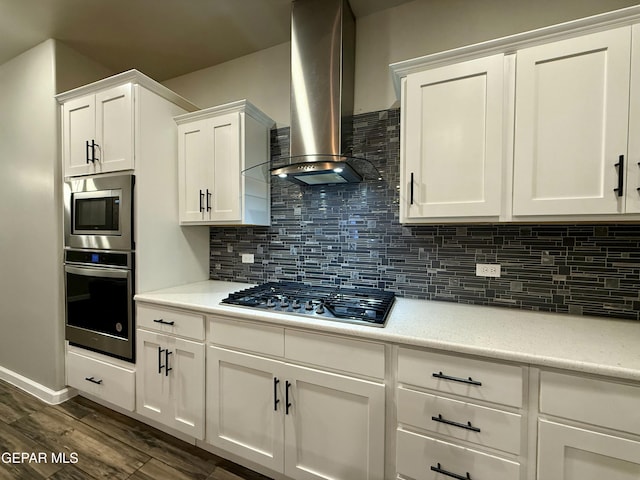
64;173;134;251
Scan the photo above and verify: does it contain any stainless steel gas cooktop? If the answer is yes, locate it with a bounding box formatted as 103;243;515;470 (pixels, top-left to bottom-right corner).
221;281;396;327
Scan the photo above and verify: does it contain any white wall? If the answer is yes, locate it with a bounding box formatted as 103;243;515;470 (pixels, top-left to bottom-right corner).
0;39;113;392
0;39;64;390
164;0;639;124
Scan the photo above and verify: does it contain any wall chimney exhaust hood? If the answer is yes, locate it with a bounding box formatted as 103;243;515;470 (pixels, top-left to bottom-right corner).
271;0;364;186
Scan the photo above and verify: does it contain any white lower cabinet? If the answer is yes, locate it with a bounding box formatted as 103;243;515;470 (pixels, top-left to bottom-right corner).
206;317;386;480
396;347;526;479
537;370;640;480
538;420;640;480
136;329;205;439
66;345;135;411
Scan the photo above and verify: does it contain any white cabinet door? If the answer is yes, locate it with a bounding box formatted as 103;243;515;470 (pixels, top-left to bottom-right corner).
627;24;640;213
283;363;385;480
62;93;96;177
538;420;640;480
402;54;505;220
178;118;211;223
62;83;134;177
177;113;241;224
208;112;241;222
136;330;205;439
94;83;133;173
206;346;284;473
513;27;631;215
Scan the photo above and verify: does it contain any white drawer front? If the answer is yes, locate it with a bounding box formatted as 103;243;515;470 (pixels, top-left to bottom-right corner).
285;329;385;379
540;371;640;436
397;388;521;455
396;429;520;480
398;347;523;407
208;316;284;357
66;351;135;411
137;304;205;341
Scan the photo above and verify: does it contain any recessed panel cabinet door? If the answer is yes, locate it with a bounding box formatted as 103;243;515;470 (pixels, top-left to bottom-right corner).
513;27;631;215
209;112;241;222
62;94;96;177
283;364;385;480
627;24;640;214
538;420;640;480
206;346;284;473
94;83;133;173
178;119;210;222
403;54;505;220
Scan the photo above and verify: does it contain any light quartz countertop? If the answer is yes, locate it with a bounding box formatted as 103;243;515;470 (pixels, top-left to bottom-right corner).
135;280;640;382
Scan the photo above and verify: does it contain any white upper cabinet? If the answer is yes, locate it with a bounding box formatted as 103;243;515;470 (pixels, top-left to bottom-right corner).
402;54;506;222
513;27;632;216
627;24;640;214
175;100;274;226
62;83;133;176
392;9;640;222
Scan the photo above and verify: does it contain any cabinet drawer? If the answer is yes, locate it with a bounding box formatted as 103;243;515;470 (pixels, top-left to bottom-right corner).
397;387;521;455
398;347;523;407
285;329;385;379
396;429;520;480
137;304;204;341
540;371;640;436
66;351;135;411
208;316;284;357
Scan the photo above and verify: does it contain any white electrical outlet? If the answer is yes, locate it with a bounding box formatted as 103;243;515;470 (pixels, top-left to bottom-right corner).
476;263;501;277
241;253;255;264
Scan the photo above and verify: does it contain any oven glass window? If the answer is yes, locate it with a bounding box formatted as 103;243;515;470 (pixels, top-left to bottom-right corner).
66;272;129;339
74;196;120;232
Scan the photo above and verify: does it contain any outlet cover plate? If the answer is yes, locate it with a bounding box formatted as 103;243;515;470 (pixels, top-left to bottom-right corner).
476;263;501;277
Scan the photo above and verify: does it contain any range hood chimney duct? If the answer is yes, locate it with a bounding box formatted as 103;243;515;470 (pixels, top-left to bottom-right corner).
271;0;361;185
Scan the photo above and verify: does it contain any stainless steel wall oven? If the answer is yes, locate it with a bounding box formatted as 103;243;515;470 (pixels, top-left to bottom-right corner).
64;250;134;361
63;173;136;361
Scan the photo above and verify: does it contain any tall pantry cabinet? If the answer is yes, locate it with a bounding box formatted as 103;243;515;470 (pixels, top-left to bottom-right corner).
57;70;210;414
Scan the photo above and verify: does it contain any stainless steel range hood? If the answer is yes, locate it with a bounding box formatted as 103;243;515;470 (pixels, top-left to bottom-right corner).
271;0;361;185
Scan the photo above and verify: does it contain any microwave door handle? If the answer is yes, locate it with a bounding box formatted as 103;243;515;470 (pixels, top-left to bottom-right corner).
64;265;129;279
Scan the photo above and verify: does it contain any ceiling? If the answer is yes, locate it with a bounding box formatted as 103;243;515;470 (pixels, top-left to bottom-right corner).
0;0;414;82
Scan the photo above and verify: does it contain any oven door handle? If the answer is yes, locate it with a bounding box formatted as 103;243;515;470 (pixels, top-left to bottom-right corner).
64;265;129;279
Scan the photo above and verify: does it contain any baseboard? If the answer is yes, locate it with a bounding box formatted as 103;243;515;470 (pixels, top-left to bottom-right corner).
0;365;76;405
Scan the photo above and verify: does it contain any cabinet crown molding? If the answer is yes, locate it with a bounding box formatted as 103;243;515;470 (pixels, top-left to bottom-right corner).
390;4;640;98
55;69;198;112
173;99;275;128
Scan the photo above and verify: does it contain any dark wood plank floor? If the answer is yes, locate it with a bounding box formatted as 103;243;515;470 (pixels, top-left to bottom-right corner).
0;379;272;480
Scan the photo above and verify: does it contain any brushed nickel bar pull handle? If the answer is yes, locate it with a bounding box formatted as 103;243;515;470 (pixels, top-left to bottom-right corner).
432;414;481;432
432;371;482;386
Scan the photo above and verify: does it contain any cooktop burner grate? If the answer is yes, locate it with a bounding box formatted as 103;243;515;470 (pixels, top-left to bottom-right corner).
221;281;395;327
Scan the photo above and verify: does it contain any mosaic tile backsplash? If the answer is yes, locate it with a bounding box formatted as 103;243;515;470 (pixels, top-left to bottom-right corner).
210;108;640;321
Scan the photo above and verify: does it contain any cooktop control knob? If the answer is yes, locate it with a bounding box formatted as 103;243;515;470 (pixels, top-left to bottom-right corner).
280;296;289;308
292;299;301;309
304;300;314;311
316;302;325;315
266;298;275;308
